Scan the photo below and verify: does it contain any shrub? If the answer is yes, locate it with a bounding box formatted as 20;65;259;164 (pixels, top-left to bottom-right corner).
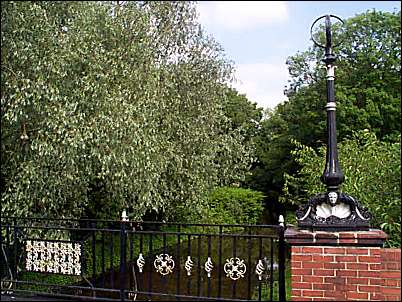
201;187;265;225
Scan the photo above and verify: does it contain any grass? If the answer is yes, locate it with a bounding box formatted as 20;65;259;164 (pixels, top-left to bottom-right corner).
251;262;292;301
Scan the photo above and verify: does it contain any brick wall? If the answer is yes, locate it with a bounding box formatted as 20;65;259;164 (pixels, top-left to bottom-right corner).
380;248;401;301
290;246;401;301
285;228;401;301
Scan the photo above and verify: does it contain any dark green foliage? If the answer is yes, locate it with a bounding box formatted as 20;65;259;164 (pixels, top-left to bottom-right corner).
202;187;265;225
281;130;401;247
18;272;79;292
222;87;263;140
248;9;401;202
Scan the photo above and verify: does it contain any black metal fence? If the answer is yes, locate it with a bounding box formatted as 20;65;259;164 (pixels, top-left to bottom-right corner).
1;217;286;301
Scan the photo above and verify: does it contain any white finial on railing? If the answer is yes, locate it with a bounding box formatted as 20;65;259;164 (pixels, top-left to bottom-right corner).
278;215;284;227
121;210;129;222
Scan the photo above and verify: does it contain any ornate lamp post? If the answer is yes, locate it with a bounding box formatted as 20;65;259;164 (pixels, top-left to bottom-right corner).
319;15;344;192
296;15;372;231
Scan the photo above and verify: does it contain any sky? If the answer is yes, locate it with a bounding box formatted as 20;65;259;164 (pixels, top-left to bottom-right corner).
195;1;401;110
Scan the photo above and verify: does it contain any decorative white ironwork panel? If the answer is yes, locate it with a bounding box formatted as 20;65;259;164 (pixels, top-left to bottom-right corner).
25;240;82;275
154;253;175;275
224;257;246;280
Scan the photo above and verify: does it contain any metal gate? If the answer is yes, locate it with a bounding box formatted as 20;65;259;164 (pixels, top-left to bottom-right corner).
1;217;286;301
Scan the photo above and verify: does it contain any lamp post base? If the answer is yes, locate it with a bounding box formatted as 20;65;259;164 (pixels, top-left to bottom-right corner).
296;192;372;231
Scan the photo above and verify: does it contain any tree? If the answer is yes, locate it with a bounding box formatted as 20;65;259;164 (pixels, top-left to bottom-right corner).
1;1;253;221
248;10;401;201
281;130;401;247
221;87;263;140
285;9;400;142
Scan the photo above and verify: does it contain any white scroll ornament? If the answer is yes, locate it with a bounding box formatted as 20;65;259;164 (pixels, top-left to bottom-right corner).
204;257;214;278
137;253;145;273
255;259;265;281
184;256;194;276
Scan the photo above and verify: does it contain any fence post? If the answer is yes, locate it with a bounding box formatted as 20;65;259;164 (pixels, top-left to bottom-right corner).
278;215;286;302
120;211;128;302
13;218;18;288
92;222;97;285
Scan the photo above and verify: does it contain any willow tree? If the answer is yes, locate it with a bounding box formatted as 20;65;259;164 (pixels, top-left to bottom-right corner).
1;1;252;220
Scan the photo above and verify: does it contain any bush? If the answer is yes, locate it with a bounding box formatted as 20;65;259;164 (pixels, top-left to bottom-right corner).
201;187;265;225
281;130;401;247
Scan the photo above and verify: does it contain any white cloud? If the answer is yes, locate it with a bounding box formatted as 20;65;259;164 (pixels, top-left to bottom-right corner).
195;2;290;109
231;63;289;110
197;1;289;31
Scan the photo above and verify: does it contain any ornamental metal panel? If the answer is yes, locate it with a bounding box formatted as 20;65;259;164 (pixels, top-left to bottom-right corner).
25;239;82;276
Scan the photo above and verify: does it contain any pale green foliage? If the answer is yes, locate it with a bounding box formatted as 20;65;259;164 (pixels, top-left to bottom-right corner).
281;130;401;247
1;1;252;220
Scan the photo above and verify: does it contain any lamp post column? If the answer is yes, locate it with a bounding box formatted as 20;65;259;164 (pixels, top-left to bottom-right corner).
320;15;344;192
295;14;371;231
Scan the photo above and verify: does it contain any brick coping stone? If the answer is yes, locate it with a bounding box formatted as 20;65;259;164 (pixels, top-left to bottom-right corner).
285;227;387;247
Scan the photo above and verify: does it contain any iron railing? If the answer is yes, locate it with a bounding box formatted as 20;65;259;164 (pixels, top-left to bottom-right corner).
1;217;286;301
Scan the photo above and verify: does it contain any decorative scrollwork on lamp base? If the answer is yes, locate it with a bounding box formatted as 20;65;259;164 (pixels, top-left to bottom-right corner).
296;192;371;231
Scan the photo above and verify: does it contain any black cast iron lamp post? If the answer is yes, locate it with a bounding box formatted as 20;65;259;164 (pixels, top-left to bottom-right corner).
319;15;344;192
296;15;372;231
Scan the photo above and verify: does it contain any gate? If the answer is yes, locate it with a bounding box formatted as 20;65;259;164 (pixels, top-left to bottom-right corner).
1;217;286;301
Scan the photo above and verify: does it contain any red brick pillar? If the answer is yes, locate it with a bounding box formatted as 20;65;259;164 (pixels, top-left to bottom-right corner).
380;248;401;301
285;228;401;301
